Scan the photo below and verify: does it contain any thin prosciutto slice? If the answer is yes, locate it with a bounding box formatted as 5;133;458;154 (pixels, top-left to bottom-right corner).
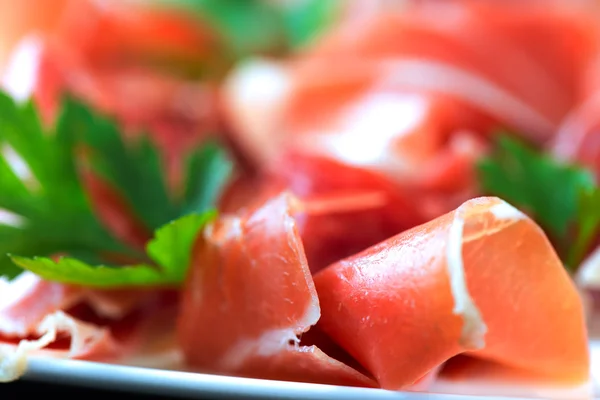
0;272;177;382
221;1;599;272
180;193;589;391
551;50;600;185
313;197;589;390
224;1;599;166
178;192;375;387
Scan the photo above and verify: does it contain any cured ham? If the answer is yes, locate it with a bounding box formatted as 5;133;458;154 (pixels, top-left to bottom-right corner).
0;0;597;396
551;51;600;184
0;272;178;382
314;196;589;389
221;1;600;272
178;192;375;387
2;0;223;188
179;193;589;391
224;1;599;164
0;0;70;70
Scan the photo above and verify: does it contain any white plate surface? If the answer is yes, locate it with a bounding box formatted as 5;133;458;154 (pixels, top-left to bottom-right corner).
18;338;599;400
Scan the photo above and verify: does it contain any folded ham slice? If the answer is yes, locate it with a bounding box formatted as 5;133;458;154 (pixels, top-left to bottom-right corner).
180;193;589;391
313;196;589;390
178;192;375;387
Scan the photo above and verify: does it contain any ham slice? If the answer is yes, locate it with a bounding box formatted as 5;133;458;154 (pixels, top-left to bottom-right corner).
224;1;599;165
0;310;120;382
221;2;599;272
0;273;122;381
16;0;223;190
180;193;589;391
178;192;375;388
313;197;589;390
0;272;178;382
551;51;600;184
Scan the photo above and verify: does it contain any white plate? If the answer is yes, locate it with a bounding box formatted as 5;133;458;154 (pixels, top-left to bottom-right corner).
18;339;599;400
22;357;534;400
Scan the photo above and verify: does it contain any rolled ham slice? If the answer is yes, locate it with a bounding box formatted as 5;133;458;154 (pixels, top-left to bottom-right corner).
180;193;589;392
313;196;589;390
178;192;375;387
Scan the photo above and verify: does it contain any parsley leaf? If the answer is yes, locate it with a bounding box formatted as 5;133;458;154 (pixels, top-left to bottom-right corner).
282;0;339;49
146;212;215;283
569;187;600;268
63;97;233;226
181;140;233;215
62;97;178;230
0;92;133;278
161;0;285;58
157;0;340;56
478;134;595;239
9;210;216;288
477;134;600;269
0;91;232;283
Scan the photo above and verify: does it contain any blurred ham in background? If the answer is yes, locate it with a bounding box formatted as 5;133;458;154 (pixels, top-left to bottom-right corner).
4;0;600;278
0;1;600;395
1;0;221;189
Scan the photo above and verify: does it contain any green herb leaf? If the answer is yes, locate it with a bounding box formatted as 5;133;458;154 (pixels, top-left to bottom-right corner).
182;140;233;215
0;90;232;283
569;187;600;268
61;97;177;230
478;134;600;269
0;92;132;279
163;0;285;57
282;0;340;49
157;0;340;56
9;210;216;288
478;134;595;240
9;256;162;288
61;97;232;229
146;210;216;283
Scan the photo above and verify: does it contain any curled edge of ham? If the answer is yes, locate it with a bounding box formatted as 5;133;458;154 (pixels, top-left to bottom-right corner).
314;196;591;393
0;310;119;382
434;202;595;399
0;272;162;382
178;192;378;388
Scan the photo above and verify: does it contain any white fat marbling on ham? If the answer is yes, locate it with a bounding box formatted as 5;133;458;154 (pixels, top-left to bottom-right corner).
219;297;320;371
552;93;600;163
488;201;526;221
0;311;118;382
0;273;156;335
223;59;291;164
576;246;600;288
1;35;42;103
220;327;299;370
295;92;427;181
379;59;555;141
446;205;487;350
0;273;81;336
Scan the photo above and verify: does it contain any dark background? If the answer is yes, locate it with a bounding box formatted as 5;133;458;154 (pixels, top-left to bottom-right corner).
2;380;219;399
